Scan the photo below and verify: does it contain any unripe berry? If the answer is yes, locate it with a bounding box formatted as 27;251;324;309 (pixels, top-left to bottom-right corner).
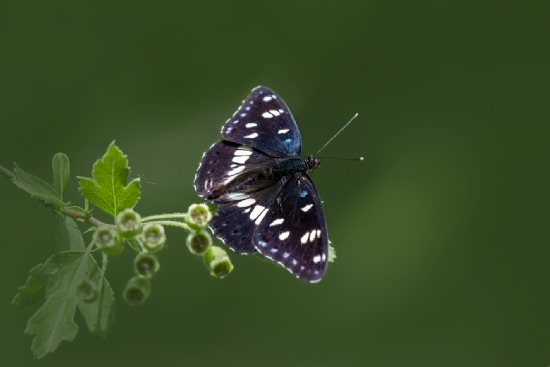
93;226;123;255
123;276;151;306
76;279;97;302
186;230;212;255
185;203;212;230
204;246;234;279
140;223;166;252
116;208;142;238
134;253;160;278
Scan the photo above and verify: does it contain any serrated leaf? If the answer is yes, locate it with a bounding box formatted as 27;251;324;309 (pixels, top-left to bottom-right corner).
77;141;140;218
77;255;115;336
25;247;92;359
12;164;65;206
52;153;70;199
12;264;47;308
56;215;86;251
126;238;141;253
328;245;336;262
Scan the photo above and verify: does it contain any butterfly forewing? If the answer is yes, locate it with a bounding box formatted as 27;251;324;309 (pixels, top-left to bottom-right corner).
253;173;329;282
221;86;302;157
195;140;272;200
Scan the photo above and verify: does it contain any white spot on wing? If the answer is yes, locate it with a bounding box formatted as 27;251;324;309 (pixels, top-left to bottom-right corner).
262;112;273;118
225;192;249;201
255;208;268;225
316;229;321;238
263;96;272;102
301;232;309;244
270;109;280;116
249;205;266;220
226;165;245;176
234;149;252;156
309;231;316;242
301;204;313;212
237;198;256;207
232;155;249;164
279;231;290;240
244;208;251;213
278;129;289;134
313;255;321;263
245;123;257;128
244;133;258;138
269;218;284;227
240;113;247;117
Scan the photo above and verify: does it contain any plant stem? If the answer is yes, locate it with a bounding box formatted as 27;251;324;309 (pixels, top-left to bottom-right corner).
141;213;187;222
148;220;190;230
60;206;115;229
0;164;15;180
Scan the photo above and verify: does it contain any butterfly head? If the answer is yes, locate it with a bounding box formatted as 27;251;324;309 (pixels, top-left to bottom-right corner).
303;155;321;173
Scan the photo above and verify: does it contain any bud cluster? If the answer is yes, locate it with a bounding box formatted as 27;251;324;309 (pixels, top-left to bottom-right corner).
88;204;234;307
185;204;233;279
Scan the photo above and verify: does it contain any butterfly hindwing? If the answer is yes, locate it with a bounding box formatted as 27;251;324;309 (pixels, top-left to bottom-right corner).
252;173;329;282
207;178;286;254
221;86;302;157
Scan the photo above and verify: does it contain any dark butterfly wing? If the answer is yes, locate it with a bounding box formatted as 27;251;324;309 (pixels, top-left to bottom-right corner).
194;140;273;200
252;173;329;282
220;86;302;157
194;140;286;254
207;178;285;254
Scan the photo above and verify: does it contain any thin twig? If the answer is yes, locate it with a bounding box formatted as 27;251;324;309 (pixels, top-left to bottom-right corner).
0;164;15;180
61;206;115;229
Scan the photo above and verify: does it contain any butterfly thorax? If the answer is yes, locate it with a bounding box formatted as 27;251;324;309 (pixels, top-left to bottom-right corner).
272;155;320;177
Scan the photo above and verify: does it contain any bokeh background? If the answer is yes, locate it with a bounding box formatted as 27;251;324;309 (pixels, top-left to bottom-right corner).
1;1;549;366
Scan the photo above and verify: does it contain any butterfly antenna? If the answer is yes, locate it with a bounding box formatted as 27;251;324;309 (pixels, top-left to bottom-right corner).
316;113;359;155
317;156;364;161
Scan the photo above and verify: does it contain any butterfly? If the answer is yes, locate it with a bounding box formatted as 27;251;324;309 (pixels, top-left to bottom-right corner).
194;86;330;282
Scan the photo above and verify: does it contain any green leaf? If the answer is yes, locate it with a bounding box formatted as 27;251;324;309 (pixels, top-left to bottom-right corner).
12;164;65;206
52;153;70;199
77;255;115;336
207;203;219;213
56;215;86;251
77;141;140;218
12;264;47;308
328;245;336;262
25;247;92;359
126;238;141;253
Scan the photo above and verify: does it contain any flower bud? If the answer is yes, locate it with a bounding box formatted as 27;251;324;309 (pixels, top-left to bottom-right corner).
185;203;212;230
134;253;160;278
93;226;123;255
116;208;142;238
186;230;212;255
204;246;233;278
123;276;151;306
76;279;97;302
140;223;166;252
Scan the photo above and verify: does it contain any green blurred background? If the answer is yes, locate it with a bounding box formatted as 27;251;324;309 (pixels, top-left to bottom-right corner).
1;1;549;366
